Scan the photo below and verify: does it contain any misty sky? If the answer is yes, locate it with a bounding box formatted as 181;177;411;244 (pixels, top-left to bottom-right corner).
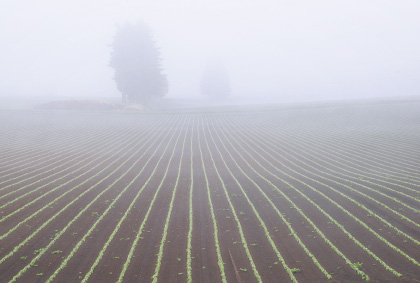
1;0;419;103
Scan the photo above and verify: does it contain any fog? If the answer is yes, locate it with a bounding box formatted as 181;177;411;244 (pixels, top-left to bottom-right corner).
1;0;420;106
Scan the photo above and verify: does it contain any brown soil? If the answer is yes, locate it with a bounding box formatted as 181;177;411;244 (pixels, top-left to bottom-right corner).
1;103;420;282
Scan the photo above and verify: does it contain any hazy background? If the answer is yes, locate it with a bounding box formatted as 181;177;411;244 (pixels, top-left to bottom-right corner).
1;0;419;106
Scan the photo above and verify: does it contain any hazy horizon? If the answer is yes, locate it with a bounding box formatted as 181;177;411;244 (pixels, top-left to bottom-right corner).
1;0;420;104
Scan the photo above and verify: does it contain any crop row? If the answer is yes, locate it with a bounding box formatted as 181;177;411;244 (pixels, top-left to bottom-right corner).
1;108;419;282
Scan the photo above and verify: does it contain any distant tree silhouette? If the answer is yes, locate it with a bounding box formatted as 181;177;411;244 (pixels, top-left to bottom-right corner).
110;22;168;105
200;60;230;99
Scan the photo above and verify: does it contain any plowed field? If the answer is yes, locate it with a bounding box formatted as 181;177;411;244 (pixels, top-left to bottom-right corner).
1;101;419;282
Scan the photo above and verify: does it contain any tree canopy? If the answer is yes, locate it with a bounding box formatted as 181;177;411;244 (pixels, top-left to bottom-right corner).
110;22;168;105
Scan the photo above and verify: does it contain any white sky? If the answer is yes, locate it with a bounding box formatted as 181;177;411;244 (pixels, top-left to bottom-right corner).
1;0;419;102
